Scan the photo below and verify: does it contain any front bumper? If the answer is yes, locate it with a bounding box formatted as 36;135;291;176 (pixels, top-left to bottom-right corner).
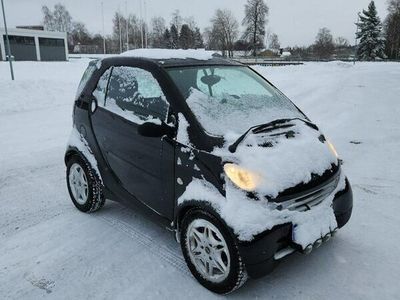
238;178;353;279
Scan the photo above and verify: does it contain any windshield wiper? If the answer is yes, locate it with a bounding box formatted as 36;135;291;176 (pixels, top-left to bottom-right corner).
228;118;318;153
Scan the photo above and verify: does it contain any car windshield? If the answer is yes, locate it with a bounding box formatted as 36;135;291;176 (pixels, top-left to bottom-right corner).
167;66;304;136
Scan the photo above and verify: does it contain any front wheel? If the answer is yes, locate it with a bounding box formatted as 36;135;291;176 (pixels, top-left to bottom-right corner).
180;209;247;294
66;155;105;213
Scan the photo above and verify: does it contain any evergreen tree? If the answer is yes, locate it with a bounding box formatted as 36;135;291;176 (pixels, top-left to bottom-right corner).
170;24;179;49
162;28;172;49
179;24;193;49
193;28;204;48
151;16;166;48
356;1;386;60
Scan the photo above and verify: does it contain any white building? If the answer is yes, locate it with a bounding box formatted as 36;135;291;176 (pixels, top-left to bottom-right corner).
0;27;68;61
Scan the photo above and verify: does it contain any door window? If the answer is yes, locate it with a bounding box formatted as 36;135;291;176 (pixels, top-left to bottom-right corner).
93;68;112;107
105;66;169;123
76;62;97;98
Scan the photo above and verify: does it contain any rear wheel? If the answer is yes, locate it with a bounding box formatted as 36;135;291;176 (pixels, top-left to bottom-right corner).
180;209;247;294
66;156;105;213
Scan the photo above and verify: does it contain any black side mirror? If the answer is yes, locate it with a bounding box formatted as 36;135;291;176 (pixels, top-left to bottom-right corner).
138;122;172;138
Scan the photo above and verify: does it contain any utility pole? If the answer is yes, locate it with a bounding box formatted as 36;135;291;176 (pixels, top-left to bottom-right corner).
118;9;122;53
144;0;148;48
101;1;106;54
125;1;129;51
1;0;14;80
354;14;360;65
139;0;144;48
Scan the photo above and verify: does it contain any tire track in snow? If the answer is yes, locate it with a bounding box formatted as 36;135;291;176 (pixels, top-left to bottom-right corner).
98;214;191;276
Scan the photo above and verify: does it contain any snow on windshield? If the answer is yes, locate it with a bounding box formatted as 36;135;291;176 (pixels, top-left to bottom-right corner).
168;66;303;137
187;88;301;136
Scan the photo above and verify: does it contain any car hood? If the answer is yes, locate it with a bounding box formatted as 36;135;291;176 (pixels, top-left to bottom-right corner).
213;119;339;198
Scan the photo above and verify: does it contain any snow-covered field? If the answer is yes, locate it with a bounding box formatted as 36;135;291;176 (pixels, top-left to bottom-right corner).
1;60;399;299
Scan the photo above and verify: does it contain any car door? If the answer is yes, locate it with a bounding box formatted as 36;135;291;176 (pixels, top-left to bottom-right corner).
90;65;175;218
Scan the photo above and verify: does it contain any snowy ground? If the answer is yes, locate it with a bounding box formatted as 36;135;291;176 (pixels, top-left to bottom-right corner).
0;60;399;299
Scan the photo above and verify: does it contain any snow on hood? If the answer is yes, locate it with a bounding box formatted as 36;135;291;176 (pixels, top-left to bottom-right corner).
214;120;338;198
177;117;343;245
120;49;216;60
179;172;345;245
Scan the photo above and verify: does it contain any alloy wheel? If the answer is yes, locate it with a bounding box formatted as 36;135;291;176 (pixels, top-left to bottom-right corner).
68;163;89;205
186;219;231;283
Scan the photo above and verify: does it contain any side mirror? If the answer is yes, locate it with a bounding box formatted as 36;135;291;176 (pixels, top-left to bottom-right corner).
138;121;172;138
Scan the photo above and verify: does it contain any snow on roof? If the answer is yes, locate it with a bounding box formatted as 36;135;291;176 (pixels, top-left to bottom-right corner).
120;48;216;60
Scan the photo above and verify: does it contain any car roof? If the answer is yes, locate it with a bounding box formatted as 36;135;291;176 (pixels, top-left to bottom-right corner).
99;49;243;69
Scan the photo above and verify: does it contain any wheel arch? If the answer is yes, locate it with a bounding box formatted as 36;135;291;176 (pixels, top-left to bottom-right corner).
64;146;84;166
175;200;236;243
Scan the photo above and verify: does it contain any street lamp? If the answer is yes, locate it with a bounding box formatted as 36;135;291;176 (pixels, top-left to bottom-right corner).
1;0;14;80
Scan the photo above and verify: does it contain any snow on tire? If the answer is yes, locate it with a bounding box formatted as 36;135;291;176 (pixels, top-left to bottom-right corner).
180;209;247;294
66;155;105;213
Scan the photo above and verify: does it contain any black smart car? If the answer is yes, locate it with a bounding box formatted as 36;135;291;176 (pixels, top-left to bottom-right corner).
65;49;353;294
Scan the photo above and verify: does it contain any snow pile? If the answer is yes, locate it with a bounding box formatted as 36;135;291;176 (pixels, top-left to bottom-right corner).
121;48;216;60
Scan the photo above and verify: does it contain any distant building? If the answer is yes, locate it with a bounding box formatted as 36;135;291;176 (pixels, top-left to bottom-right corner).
16;25;45;31
0;27;68;61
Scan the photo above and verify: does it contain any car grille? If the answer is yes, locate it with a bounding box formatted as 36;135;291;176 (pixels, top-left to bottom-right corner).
272;171;340;212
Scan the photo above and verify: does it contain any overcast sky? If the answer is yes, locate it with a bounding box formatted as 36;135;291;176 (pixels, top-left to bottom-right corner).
3;0;389;46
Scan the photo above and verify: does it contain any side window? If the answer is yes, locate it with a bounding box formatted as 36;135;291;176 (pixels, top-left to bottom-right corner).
76;62;97;98
93;68;112;107
105;66;169;123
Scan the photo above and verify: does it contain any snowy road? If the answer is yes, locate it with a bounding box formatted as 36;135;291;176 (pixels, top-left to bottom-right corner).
1;61;399;299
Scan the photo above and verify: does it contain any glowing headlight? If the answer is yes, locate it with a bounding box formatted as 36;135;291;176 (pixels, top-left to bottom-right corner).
327;140;339;158
223;163;261;191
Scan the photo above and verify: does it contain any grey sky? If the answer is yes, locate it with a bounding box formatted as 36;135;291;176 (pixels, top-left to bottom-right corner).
3;0;389;46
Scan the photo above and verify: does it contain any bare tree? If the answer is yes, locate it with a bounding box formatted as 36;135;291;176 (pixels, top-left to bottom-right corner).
42;3;73;33
384;0;400;59
268;33;280;51
42;6;55;30
313;27;335;59
242;0;269;56
71;22;91;45
171;10;183;33
151;17;166;48
210;9;239;57
112;12;144;52
335;36;350;48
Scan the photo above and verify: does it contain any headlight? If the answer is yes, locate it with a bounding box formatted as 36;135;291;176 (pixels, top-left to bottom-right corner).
223;163;261;191
327;140;339;158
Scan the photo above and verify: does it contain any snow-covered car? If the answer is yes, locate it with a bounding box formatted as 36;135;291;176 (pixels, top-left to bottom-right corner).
65;49;353;294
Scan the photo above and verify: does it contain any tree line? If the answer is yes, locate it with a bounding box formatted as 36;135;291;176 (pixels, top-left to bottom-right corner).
41;0;400;60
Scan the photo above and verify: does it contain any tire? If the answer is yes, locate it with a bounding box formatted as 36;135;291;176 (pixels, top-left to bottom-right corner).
180;209;247;294
66;155;105;213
